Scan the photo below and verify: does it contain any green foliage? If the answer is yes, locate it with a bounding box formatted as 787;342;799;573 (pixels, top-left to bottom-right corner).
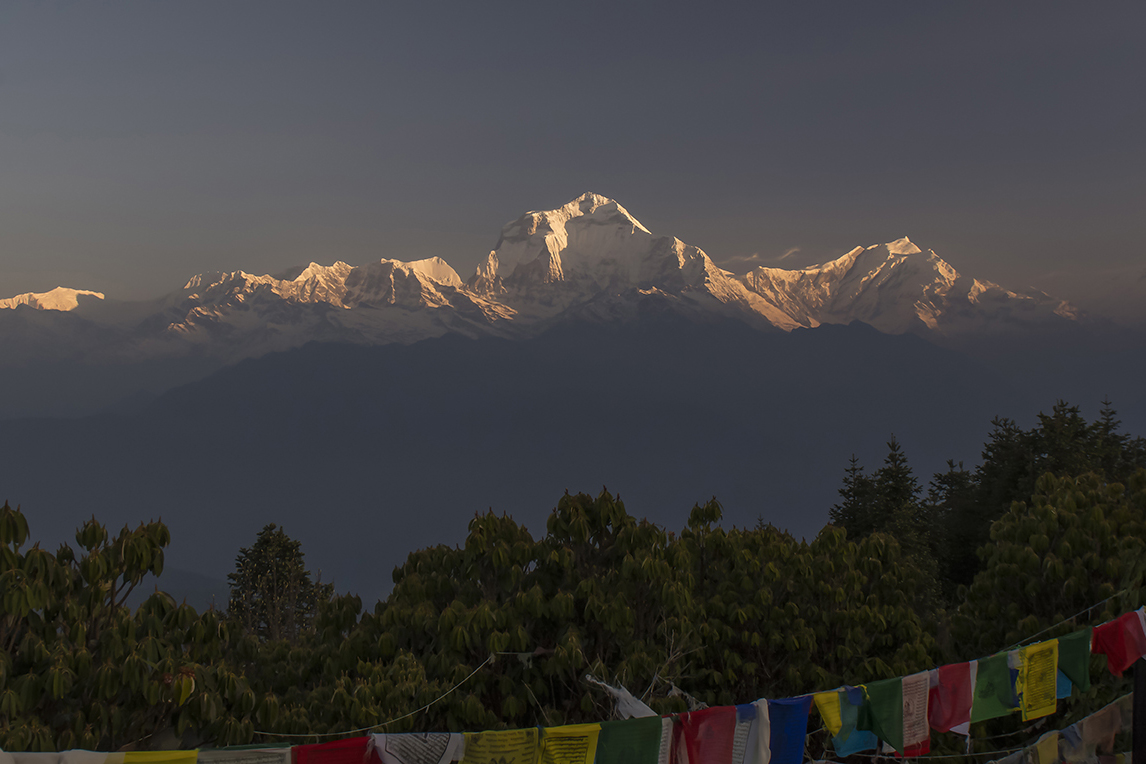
832;401;1146;602
334;490;938;733
227;524;334;644
953;469;1146;656
5;398;1145;749
945;400;1146;590
0;502;267;751
828;437;941;610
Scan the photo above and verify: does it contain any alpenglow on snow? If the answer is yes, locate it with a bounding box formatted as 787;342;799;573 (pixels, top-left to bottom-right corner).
0;192;1077;364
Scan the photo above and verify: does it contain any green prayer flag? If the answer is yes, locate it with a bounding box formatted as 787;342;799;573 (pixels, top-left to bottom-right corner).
971;654;1017;723
857;677;903;752
1058;628;1093;692
595;717;663;764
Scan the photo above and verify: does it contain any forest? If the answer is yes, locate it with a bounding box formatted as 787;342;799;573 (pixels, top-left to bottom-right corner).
1;401;1145;757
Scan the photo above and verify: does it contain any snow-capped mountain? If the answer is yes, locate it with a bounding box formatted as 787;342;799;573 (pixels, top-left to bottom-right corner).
0;287;105;312
741;237;1077;335
468;193;793;328
157;257;515;356
0;192;1078;364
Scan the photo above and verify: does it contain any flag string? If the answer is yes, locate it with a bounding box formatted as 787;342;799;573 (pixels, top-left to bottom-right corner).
1005;588;1129;651
243;591;1134;747
251;654;495;740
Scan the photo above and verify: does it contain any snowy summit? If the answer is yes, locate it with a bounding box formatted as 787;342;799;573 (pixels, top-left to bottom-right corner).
0;193;1077;362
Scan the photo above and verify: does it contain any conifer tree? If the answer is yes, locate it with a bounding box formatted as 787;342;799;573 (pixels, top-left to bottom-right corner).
951;401;1146;588
829;455;875;538
831;437;927;543
227;524;333;644
925;460;977;593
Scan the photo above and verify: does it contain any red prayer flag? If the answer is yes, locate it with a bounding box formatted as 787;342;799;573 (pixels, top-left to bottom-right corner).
929;663;973;733
295;737;377;764
899;740;931;757
672;706;738;764
1091;610;1146;677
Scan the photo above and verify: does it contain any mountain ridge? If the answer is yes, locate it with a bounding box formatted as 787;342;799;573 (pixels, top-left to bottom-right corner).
0;192;1089;418
1;192;1077;349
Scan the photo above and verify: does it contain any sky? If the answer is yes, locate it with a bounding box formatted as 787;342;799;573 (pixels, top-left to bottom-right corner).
1;2;1143;317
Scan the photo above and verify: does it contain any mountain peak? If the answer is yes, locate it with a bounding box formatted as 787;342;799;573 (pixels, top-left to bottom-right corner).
0;287;105;312
511;193;651;237
572;190;613;206
379;256;462;288
567;192;650;234
485;193;656;284
885;236;922;255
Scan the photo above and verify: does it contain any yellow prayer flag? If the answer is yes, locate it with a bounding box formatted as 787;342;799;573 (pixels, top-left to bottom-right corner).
539;724;601;764
813;692;843;737
462;728;540;764
123;753;198;764
1019;640;1059;721
1034;731;1059;764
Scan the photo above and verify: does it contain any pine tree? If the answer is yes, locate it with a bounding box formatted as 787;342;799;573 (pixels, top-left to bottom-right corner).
227;524;333;643
829;455;876;539
872;436;939;609
944;401;1146;592
925;460;978;594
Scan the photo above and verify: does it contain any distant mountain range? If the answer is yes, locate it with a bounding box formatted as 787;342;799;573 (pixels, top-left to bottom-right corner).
1;192;1079;360
0;193;1096;420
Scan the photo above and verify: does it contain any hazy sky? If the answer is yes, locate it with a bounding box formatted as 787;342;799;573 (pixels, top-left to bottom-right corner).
1;2;1143;314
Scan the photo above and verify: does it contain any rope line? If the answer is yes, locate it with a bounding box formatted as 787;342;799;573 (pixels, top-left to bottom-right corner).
841;748;1022;759
249;592;1132;745
1006;589;1129;650
788;591;1130;709
252;654;494;740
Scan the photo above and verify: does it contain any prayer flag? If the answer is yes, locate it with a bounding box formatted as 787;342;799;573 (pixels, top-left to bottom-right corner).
9;755;123;764
901;671;930;754
462;728;539;764
674;706;737;764
296;738;375;764
833;687;878;757
1018;640;1058;721
371;734;464;764
596;717;664;764
1092;611;1146;677
929;663;973;733
858;674;928;756
584;676;657;719
767;697;811;764
199;750;292;764
124;755;198;764
813;692;842;737
1116;693;1134;730
538;724;599;764
1034;731;1060;764
1056;670;1073;700
744;700;770;764
66;754;120;764
1061;723;1088;763
1082;703;1121;754
731;704;763;764
1057;628;1092;692
971;654;1016;722
658;718;674;764
858;678;903;752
